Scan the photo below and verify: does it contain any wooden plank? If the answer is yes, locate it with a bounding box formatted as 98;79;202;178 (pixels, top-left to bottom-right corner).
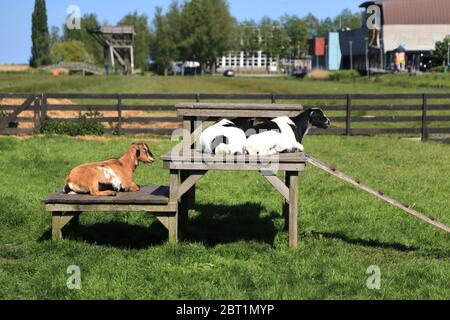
276;94;347;100
348;116;423;122
168;170;179;243
305;153;450;234
43;186;169;205
346;94;352;136
304;105;347;111
283;172;290;231
196;93;272;100
52;212;62;240
121;105;176;111
351;93;423;100
426;104;450;110
288;172;299;249
45;203;176;213
0;96;34;130
121;117;181;123
176;102;303;111
0;93;32;99
1;128;34;135
178;109;302;118
422;94;429;141
120;128;176;135
260;171;289;202
46;93;118;99
428;127;450;134
46;105;118;111
164;161;305;171
350;104;422;111
350;128;422;135
178;171;207;199
161;150;306;163
0;105;25;111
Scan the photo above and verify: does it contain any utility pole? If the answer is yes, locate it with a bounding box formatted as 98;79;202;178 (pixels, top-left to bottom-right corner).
447;42;450;67
365;37;369;76
349;41;353;70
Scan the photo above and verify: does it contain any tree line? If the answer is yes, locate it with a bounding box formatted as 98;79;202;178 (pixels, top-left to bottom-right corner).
31;0;362;74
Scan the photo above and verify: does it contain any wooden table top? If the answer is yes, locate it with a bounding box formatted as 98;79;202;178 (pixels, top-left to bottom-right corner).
161;150;306;164
175;102;303;118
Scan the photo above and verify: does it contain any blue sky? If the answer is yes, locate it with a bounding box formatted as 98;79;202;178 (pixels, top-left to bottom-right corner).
0;0;363;64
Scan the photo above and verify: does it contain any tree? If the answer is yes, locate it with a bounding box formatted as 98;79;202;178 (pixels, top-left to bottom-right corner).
302;13;320;38
432;36;450;66
30;0;51;67
259;17;289;72
50;26;62;48
334;9;362;31
281;15;308;58
179;0;237;74
118;11;152;71
64;14;103;65
150;7;177;76
239;20;260;55
51;40;93;64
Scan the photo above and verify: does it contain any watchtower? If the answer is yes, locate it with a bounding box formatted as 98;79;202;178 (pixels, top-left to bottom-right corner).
89;26;136;74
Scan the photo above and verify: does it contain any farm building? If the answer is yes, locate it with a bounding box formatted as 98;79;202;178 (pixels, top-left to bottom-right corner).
216;51;278;73
339;0;450;72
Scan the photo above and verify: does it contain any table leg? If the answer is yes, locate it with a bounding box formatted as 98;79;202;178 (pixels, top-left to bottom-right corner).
283;171;290;231
288;171;299;249
52;212;63;240
180;171;190;225
168;170;179;243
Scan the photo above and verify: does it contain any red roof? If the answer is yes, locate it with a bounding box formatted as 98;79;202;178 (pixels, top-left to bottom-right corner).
362;0;450;25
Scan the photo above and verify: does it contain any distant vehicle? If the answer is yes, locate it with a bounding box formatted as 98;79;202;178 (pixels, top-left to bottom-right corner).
223;69;235;77
292;67;309;78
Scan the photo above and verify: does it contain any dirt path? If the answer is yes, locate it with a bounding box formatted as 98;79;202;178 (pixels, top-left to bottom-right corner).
0;98;181;130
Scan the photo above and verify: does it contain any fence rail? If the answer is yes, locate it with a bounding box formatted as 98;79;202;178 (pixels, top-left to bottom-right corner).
1;92;450;141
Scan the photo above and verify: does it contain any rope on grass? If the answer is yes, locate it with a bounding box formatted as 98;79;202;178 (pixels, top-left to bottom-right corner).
304;153;450;234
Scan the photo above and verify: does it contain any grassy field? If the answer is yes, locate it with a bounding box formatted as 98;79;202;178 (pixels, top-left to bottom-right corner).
0;134;449;299
2;73;450;94
2;74;450;131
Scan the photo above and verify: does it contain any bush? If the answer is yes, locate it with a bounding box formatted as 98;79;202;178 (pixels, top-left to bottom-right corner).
329;70;360;81
0;111;19;128
40;111;104;136
431;66;448;73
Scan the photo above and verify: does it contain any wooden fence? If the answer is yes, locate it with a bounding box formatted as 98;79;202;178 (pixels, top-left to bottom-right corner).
1;92;450;141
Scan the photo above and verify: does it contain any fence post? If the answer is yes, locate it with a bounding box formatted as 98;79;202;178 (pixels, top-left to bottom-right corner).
117;94;122;136
346;94;352;136
271;93;276;104
421;94;428;142
33;95;40;133
196;93;200;103
41;92;47;121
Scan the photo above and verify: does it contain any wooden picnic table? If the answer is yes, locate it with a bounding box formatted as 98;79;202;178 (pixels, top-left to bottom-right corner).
162;102;306;248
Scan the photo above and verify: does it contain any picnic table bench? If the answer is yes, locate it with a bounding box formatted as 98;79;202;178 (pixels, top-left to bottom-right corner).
43;102;306;248
43;186;177;241
163;102;306;248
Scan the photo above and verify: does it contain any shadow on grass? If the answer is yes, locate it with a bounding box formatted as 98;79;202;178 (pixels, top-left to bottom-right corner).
183;203;278;247
39;203;279;249
311;230;418;252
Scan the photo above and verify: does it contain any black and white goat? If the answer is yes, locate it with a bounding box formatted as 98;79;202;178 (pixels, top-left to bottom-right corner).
199;119;247;155
245;108;330;156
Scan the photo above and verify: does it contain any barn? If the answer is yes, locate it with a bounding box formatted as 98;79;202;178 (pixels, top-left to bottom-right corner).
340;0;450;72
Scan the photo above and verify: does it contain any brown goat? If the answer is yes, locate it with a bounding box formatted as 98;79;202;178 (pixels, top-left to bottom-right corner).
64;143;155;197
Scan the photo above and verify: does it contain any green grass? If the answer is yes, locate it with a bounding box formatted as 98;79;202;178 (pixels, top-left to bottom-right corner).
2;73;450;94
0;135;449;299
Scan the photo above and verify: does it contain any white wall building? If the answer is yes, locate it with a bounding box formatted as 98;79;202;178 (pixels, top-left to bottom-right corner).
216;51;278;73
